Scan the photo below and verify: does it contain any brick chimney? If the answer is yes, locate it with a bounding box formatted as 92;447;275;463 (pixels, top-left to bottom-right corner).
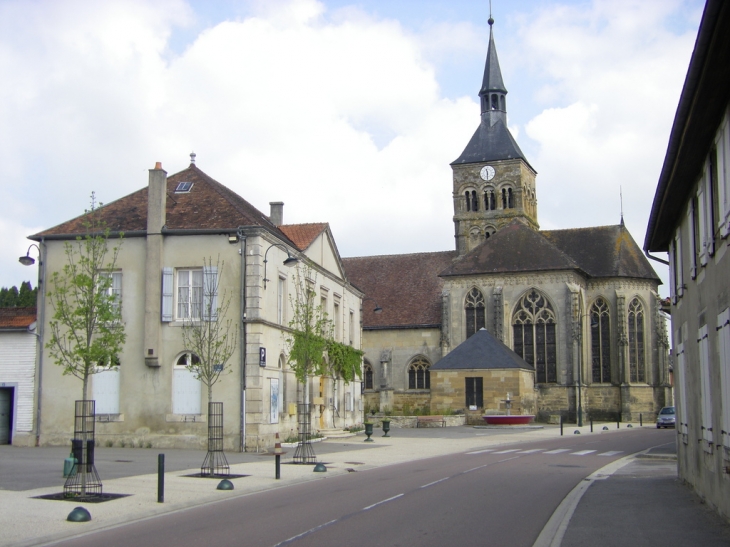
270;202;284;226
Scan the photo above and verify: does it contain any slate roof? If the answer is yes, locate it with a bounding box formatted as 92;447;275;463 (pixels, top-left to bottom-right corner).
432;328;533;371
32;164;296;248
451;119;529;166
342;251;456;329
542;224;659;281
440;221;579;277
440;221;659;282
279;223;328;250
0;307;37;330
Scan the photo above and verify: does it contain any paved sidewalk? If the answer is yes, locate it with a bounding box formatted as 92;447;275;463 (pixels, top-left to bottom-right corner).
1;423;728;547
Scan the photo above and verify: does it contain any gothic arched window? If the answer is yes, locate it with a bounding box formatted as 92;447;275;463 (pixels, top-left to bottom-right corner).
465;288;486;338
590;298;611;383
408;358;430;389
364;362;373;390
628;298;646;383
512;289;557;383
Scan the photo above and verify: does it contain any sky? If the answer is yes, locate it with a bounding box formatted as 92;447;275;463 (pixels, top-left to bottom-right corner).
0;0;706;296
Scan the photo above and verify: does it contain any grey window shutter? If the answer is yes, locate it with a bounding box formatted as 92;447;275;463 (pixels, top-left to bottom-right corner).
162;267;173;322
203;265;218;321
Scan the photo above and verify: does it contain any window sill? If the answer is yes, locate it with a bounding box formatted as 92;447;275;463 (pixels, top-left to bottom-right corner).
165;414;206;423
96;414;124;422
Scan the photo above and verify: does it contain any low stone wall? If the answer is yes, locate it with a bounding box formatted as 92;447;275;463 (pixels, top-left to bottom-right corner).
365;415;466;428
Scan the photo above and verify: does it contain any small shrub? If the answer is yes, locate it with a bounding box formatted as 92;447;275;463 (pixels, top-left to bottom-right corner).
402;404;412;416
145;442;152;449
105;440;113;448
284;434;299;443
120;440;126;448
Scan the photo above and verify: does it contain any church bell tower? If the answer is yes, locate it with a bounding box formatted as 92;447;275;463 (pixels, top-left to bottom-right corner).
451;16;539;256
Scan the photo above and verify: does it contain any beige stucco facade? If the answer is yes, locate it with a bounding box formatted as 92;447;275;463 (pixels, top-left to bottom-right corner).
31;167;364;451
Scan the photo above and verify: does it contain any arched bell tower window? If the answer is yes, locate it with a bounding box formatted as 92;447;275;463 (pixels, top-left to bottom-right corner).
465;288;486;338
502;187;514;209
627;298;645;383
590;297;611;383
491;94;499;111
364;361;373;390
484;189;496;211
408;358;431;390
512;289;557;383
465;190;479;212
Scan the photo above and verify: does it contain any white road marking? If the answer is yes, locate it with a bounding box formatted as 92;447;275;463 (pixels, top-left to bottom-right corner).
463;464;490;473
493;449;521;454
544;449;571;454
598;451;623;456
497;456;521;463
274;520;338;546
363;494;404;511
571;450;597;456
421;478;450;488
518;449;545;454
466;449;495;454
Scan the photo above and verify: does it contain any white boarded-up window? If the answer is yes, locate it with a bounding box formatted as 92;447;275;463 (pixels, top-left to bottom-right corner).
698;325;713;450
173;353;201;414
717;309;730;449
93;367;120;414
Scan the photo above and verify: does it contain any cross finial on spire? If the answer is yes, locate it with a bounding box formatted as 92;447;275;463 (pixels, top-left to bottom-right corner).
489;0;494;26
190;151;196;165
620;186;625;225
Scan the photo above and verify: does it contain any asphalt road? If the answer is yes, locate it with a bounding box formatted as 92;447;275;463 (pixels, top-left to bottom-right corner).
48;429;674;547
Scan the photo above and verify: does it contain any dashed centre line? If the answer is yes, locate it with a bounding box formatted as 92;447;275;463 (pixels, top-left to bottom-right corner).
363;494;404;511
421;478;450;489
518;449;545;454
544;449;572;454
493;449;521;454
466;449;495;455
598;451;623;456
571;450;597;456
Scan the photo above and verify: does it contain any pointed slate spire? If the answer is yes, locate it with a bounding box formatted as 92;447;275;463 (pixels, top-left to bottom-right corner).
479;16;508;124
452;16;528;166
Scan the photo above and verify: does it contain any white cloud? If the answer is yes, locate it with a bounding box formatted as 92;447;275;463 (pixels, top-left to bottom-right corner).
0;0;704;297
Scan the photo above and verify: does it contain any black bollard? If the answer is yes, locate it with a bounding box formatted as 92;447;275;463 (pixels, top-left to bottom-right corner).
590;419;593;433
275;454;281;480
640;413;643;427
560;415;563;436
158;454;165;503
617;416;620;429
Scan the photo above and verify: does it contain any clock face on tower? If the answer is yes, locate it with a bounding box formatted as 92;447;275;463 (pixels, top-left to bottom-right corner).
480;165;495;181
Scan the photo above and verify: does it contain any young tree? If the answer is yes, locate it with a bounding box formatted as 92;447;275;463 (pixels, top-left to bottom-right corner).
179;256;238;405
286;266;364;401
46;193;126;402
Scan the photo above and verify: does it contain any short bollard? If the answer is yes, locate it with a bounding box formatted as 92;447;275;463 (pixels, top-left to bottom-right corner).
273;433;286;479
617;417;620;429
157;454;164;503
640;414;643;427
590;419;593;433
67;506;91;522
560;415;563;436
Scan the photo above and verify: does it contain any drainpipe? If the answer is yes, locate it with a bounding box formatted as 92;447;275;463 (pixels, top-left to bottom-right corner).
644;250;669;266
35;238;46;446
238;228;247;452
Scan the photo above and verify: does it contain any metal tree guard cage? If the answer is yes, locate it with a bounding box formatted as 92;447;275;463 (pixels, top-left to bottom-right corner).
201;402;230;477
64;400;103;498
293;403;317;464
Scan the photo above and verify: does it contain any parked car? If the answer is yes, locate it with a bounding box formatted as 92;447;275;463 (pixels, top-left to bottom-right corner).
656;406;676;428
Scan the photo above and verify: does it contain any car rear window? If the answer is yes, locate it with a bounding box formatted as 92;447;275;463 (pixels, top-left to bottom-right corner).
660;407;675;415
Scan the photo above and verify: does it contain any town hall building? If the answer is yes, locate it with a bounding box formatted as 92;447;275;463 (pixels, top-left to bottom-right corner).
343;17;671;424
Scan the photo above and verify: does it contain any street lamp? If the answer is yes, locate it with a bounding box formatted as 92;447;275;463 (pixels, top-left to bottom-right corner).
19;241;45;446
263;243;299;288
361;297;383;315
19;244;40;266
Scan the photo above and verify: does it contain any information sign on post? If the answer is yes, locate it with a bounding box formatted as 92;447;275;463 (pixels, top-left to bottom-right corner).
259;347;267;368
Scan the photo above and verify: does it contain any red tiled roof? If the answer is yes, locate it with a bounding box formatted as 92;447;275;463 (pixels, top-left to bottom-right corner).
0;307;37;329
33;164;296;247
342;251;456;328
279;223;328;250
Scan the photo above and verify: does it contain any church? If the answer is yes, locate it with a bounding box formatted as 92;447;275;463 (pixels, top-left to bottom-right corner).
342;17;671;424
